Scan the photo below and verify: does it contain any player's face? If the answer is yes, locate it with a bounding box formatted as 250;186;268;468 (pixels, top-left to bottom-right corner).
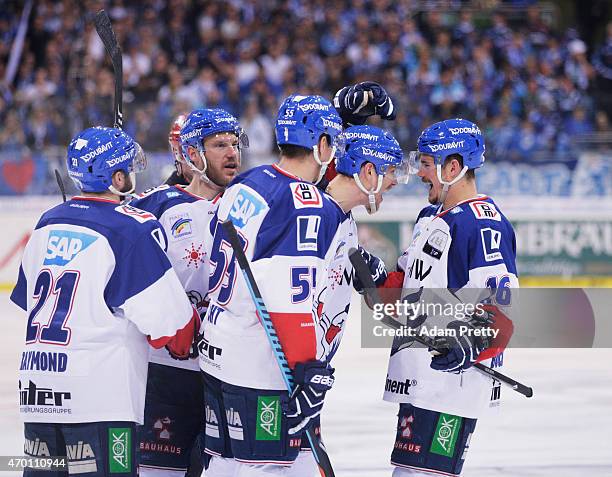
203;133;241;187
374;166;399;209
416;155;441;204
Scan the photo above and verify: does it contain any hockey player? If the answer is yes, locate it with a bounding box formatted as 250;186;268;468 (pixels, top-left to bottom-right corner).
165;113;192;186
371;119;517;477
198;94;348;477
11;126;199;477
131;109;247;477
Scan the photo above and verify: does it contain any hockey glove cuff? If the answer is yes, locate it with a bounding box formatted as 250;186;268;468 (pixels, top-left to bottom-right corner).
333;81;396;127
429;320;489;373
282;361;335;435
352;246;388;295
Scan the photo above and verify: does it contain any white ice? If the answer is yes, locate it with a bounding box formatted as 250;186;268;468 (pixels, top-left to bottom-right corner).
2;292;611;476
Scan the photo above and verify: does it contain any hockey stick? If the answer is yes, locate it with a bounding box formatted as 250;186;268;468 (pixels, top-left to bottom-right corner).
54;169;66;202
221;220;335;477
94;10;123;129
349;248;534;398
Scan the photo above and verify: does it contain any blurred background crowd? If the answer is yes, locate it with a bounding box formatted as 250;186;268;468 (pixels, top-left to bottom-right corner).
0;0;611;194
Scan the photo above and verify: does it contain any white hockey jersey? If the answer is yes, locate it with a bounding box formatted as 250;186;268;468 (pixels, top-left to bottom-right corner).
131;185;219;371
383;196;518;418
200;164;348;389
11;197;194;424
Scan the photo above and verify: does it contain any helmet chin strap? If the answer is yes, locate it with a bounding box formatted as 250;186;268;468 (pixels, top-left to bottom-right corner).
313;144;337;183
436;164;468;205
353;172;384;214
189;149;226;189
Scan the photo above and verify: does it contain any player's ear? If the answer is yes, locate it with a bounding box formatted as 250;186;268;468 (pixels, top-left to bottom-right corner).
111;170;126;189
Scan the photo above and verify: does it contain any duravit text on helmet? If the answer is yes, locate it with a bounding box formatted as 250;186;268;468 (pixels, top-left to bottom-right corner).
79;141;113;162
428;140;465;152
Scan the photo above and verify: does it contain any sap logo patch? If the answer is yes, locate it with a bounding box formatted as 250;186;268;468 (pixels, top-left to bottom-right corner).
166;191;180;198
44;230;97;266
469;201;500;221
229;188;265;228
290;182;322;209
170;215;193;239
422;229;448;260
480;228;503;262
297;215;320;251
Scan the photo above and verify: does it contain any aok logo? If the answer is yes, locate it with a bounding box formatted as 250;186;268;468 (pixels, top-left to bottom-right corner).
44;230;97;266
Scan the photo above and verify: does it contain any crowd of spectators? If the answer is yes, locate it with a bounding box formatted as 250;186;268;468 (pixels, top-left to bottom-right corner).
0;0;611;179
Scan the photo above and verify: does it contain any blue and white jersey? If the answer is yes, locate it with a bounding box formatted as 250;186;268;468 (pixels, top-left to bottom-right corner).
384;195;518;418
11;197;193;424
132;185;219;371
200;164;346;389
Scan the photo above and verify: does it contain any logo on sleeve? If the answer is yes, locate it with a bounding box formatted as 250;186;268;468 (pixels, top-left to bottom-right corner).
422;229;448;260
169;214;193;239
228;188;265;228
469;201;500;221
44;230;97;266
480;228;503;262
290;182;322;209
297;216;320;251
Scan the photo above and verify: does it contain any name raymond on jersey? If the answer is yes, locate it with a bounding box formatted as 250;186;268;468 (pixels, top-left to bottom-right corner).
20;351;68;373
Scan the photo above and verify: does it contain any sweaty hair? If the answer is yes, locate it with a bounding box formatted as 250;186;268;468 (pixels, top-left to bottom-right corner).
443;153;475;180
278;144;311;158
277;134;332;159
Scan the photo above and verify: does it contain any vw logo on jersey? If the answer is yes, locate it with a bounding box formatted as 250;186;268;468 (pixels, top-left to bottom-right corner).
44;230;97;266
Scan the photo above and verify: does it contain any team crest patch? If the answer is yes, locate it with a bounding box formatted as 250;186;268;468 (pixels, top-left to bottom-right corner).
290;182;322;209
469;201;500;221
170;215;193;239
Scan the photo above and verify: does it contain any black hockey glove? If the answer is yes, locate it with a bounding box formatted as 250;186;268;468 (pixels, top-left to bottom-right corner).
282;361;335;435
333;81;396;126
352;246;388;295
429;318;491;373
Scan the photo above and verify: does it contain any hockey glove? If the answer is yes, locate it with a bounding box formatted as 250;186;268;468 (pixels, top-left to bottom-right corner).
333;81;396;126
429;320;490;373
353;246;388;295
282;361;335;435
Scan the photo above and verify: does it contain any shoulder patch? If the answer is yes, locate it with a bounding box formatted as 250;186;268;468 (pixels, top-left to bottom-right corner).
422;229;448;260
115;204;157;223
290;182;323;209
296;215;320;251
169;213;193;239
228;187;265;228
468;201;501;221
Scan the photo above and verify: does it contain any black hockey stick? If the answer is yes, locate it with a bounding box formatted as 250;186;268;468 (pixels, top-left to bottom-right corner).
349;248;534;398
94;10;123;129
54;169;66;202
221;219;335;477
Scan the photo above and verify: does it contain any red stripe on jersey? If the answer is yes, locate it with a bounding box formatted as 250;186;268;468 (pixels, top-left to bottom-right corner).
268;312;316;368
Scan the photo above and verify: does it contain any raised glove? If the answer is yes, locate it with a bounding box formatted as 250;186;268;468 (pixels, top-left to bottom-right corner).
429;320;490;373
333;81;396;126
352;246;388;294
282;361;335;434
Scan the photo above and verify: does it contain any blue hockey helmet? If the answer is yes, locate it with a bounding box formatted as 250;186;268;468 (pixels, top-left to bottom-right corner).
335;125;408;213
66;127;146;194
416;118;485;169
336;125;406;178
275;95;343;180
179;108;248;181
411;118;485;204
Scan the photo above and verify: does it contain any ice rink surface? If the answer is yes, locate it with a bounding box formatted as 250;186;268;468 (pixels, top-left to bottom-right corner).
1;291;611;476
